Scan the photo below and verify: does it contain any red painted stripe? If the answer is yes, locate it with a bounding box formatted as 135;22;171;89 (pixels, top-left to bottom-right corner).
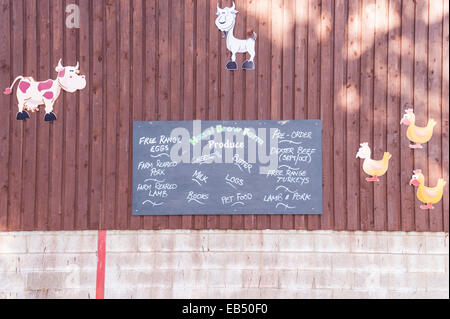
96;230;106;299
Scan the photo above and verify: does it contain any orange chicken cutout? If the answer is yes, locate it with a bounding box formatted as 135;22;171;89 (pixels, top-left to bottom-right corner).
400;109;437;149
356;143;392;182
409;169;446;210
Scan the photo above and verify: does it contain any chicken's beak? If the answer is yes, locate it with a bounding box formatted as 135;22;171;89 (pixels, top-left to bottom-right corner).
400;118;410;126
409;178;420;187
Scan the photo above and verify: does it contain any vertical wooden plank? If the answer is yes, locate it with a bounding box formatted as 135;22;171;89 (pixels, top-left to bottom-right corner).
76;0;90;230
0;0;11;230
256;0;270;124
307;0;322;230
103;0;118;229
333;0;347;230
269;0;282;231
442;0;449;232
207;0;221;229
116;0;131;230
232;0;246;124
48;0;63;230
230;0;246;230
373;0;388;231
154;0;169;230
195;0;208;229
35;0;51;230
208;0;220;121
293;0;308;230
359;0;376;231
181;0;194;229
281;0;294;230
143;0;157;230
89;0;104;230
243;0;257;230
218;0;233;230
320;0;334;230
22;0;37;231
386;0;401;231
271;0;282;121
168;0;183;230
400;0;416;231
255;0;271;230
428;0;443;231
8;0;24;231
345;0;360;231
244;0;257;122
63;0;78;230
129;0;144;230
413;0;429;231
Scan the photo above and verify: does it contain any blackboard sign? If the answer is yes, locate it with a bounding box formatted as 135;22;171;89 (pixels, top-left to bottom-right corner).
132;120;322;215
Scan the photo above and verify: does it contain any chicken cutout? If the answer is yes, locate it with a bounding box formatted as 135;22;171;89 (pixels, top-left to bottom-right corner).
356;143;392;182
409;169;446;210
400;109;437;149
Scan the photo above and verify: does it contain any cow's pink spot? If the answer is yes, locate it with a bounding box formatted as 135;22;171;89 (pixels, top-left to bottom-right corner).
58;69;65;78
38;80;53;92
19;81;30;93
43;91;54;100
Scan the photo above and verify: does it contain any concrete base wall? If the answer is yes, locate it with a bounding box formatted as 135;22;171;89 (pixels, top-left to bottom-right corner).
0;230;448;299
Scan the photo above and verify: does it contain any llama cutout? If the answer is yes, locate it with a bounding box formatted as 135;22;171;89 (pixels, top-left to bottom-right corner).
3;59;86;122
215;1;257;70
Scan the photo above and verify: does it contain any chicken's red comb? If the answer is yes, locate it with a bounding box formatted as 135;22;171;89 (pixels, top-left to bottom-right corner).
413;169;422;174
405;108;414;113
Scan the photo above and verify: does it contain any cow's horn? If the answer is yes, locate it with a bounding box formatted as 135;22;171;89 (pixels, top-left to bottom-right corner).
217;2;220;11
231;1;235;10
57;59;63;69
75;61;79;70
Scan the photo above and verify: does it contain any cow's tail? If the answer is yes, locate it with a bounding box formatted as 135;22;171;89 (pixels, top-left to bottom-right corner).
3;76;24;95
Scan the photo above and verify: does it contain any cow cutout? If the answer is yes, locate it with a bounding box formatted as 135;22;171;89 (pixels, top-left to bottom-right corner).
216;1;257;70
3;59;86;121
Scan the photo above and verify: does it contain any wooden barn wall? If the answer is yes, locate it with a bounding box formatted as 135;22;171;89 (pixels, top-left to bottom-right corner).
0;0;448;232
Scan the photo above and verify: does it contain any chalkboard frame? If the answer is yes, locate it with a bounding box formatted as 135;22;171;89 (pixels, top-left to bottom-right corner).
132;120;322;216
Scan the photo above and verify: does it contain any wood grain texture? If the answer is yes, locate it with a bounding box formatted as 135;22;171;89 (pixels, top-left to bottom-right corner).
386;0;401;231
345;0;360;231
9;0;24;231
36;0;51;230
48;0;64;230
442;0;449;233
373;0;388;231
359;0;375;230
22;0;37;231
0;0;11;231
413;0;430;232
77;0;90;230
1;0;447;232
63;0;78;230
399;0;416;232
